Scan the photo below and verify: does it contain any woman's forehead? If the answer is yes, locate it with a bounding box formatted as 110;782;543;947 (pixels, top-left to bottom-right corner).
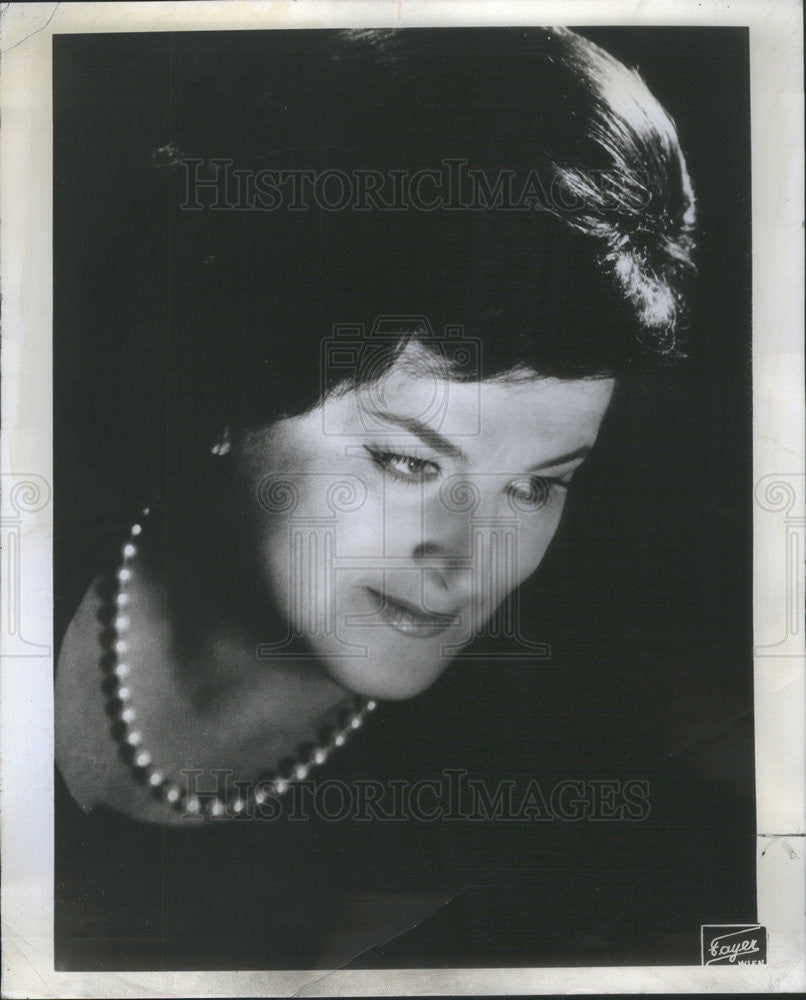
308;366;617;462
365;361;615;421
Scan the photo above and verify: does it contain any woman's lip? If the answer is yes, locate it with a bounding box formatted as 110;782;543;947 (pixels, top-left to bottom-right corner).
365;588;456;638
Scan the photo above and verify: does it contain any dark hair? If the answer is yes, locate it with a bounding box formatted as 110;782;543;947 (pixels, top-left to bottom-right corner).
84;27;696;495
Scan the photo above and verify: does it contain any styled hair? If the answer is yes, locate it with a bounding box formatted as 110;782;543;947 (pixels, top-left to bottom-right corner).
80;27;696;493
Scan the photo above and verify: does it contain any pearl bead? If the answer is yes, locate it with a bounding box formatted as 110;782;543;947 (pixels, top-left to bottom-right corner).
350;716;362;729
334;734;346;747
254;788;268;805
184;795;201;815
114;639;128;655
232;799;246;814
208;799;226;817
122;543;137;560
148;771;164;788
126;729;143;746
274;778;289;795
131;524;142;536
114;615;130;633
313;748;329;765
117;686;131;701
142;506;151;516
115;592;130;607
164;784;181;804
114;662;130;679
120;706;136;724
292;763;309;780
134;750;152;768
117;567;132;584
366;700;377;712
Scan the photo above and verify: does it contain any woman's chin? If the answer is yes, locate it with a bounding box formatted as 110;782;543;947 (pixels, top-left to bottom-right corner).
320;653;451;702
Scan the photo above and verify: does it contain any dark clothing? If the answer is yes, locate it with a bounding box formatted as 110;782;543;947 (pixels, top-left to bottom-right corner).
55;648;756;970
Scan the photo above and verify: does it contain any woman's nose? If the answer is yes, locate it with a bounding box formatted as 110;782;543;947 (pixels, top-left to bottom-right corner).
411;509;471;588
414;478;527;597
419;481;480;554
407;480;488;587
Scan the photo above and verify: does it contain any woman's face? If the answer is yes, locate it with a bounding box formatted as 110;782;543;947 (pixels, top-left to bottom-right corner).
239;353;615;699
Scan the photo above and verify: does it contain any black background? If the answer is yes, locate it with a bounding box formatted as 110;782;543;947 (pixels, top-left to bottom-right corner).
54;27;754;969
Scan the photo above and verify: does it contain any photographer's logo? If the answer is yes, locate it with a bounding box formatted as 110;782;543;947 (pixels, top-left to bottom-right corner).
701;925;767;965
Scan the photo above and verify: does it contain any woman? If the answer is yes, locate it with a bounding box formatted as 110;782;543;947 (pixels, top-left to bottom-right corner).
54;27;728;967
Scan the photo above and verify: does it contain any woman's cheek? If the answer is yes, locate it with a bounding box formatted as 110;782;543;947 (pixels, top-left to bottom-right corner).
260;516;293;618
339;489;390;558
515;508;564;581
257;484;391;624
477;503;562;605
338;483;419;558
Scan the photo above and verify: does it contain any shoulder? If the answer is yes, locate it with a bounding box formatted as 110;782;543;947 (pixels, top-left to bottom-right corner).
55;575;117;812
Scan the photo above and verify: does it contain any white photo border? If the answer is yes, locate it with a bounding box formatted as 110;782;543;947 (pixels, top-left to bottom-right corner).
1;1;803;995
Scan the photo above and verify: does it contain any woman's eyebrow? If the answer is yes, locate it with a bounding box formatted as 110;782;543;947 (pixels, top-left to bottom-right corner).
530;445;592;472
365;409;465;460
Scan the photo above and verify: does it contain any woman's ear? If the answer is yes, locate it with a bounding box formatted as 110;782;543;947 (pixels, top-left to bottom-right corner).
210;425;232;456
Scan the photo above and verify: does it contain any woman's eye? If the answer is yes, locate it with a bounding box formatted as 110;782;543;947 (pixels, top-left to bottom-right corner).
507;476;556;509
367;449;440;484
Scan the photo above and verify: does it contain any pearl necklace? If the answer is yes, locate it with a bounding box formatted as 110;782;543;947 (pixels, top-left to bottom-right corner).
102;506;377;819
